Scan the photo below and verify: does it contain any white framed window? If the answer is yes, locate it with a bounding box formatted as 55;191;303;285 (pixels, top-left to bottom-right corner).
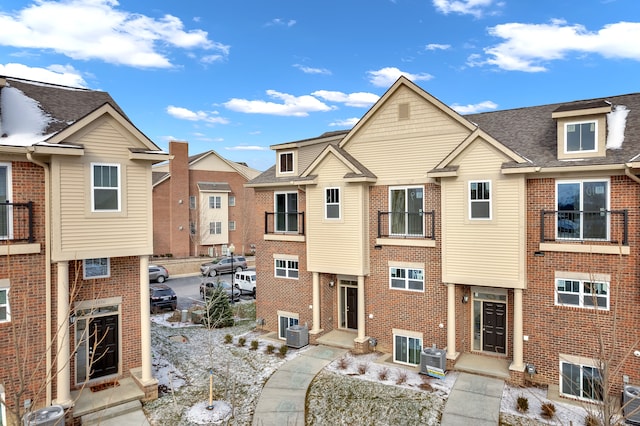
83;258;110;279
279;152;294;174
393;333;422;365
325;187;340;219
278;312;299;339
389;186;424;236
556;278;609;310
209;196;221;209
209;222;222;235
274;192;298;232
189;196;196;210
565;121;597;153
469;181;491;219
390;267;424;291
0;284;10;323
91;163;120;212
229;221;236;231
556;180;609;240
229;196;236;206
275;259;299;279
0;163;13;240
560;360;602;401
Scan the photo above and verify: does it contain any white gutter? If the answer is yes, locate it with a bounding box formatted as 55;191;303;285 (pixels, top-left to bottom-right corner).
26;149;52;405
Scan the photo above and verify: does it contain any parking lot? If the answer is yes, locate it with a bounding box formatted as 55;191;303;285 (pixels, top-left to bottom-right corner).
157;272;255;311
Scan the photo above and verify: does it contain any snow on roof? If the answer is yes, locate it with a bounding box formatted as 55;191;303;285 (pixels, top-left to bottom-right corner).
606;105;629;150
0;85;54;146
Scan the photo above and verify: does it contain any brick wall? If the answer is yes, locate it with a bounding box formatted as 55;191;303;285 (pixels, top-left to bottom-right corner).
525;176;640;393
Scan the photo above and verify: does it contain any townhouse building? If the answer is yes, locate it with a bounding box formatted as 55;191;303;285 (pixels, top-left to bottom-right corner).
247;76;640;403
152;141;261;258
0;76;167;424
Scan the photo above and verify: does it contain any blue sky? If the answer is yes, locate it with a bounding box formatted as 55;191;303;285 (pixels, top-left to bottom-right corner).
1;0;639;171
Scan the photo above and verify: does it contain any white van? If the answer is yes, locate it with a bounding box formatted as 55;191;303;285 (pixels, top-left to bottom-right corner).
234;270;256;296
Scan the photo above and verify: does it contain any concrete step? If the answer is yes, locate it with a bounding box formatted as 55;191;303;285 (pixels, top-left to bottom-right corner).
80;400;143;425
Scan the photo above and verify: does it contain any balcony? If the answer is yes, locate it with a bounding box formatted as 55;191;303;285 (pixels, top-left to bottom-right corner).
0;201;35;244
540;210;628;246
264;212;305;236
377;210;436;240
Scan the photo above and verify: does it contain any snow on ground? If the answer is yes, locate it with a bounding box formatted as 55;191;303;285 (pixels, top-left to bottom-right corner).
145;306;590;425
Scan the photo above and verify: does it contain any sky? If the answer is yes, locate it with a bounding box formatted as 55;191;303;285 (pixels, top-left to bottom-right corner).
0;0;639;171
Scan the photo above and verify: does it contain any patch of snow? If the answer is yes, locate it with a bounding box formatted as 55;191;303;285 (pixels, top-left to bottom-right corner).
185;401;232;425
0;86;54;145
606;105;629;150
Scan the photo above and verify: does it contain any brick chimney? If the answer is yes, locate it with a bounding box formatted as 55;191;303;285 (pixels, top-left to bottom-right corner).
169;141;191;257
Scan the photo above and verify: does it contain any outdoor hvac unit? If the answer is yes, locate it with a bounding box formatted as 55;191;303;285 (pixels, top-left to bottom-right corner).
623;385;640;425
24;405;65;426
286;324;309;349
420;346;446;378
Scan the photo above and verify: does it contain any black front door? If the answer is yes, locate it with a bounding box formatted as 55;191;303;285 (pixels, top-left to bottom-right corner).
89;315;119;379
346;287;358;330
482;302;506;354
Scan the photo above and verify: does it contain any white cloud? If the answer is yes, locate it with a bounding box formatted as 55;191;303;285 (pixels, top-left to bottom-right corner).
224;90;334;117
225;145;269;151
166;106;229;124
475;20;640;72
0;0;227;68
293;64;331;75
312;90;379;108
0;62;87;87
329;118;359;127
425;43;451;51
367;67;433;88
450;100;498;114
432;0;499;18
265;18;296;27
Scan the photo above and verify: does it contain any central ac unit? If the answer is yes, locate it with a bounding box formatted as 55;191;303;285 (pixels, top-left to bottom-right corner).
623;385;640;425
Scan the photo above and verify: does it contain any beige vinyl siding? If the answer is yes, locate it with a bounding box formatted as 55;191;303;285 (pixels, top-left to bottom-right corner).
442;140;526;289
191;154;237;172
306;155;368;275
199;192;229;245
51;117;154;261
298;143;330;175
344;86;470;183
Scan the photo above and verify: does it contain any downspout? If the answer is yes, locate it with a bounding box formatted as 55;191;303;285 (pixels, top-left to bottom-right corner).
26;149;52;405
625;166;640;185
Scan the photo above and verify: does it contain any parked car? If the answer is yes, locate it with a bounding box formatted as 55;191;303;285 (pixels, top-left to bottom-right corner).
200;256;247;277
149;264;169;283
234;270;256;297
150;283;177;313
200;280;241;302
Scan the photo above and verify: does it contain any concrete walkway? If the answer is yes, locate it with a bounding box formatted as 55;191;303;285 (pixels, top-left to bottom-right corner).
440;372;505;425
252;345;347;426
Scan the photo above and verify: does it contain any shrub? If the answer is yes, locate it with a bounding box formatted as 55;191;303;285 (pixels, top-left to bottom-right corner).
584;413;601;426
419;376;433;391
378;368;389;381
357;363;369;375
516;395;529;413
201;286;234;328
540;402;556;419
278;345;289;357
250;340;259;350
238;337;246;347
265;344;275;354
224;334;233;344
395;371;408;385
336;356;351;370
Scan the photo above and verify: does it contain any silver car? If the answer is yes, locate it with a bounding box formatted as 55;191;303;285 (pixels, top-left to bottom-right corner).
149;265;169;283
200;280;241;302
200;256;247;277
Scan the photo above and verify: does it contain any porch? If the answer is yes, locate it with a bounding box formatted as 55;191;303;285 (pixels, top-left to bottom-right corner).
71;377;146;423
453;352;511;380
315;329;356;350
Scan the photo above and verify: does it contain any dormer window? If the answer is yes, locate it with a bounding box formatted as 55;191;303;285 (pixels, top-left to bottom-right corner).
566;121;596;153
279;152;294;174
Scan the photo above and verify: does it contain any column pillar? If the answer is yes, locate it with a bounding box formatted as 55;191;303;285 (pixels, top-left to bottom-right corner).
511;288;525;370
140;256;152;382
54;261;72;406
357;275;365;340
311;272;321;333
446;283;457;359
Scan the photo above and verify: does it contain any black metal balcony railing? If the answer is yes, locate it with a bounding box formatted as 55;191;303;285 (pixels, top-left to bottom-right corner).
540;210;628;245
377;210;436;239
264;212;305;235
0;201;35;244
